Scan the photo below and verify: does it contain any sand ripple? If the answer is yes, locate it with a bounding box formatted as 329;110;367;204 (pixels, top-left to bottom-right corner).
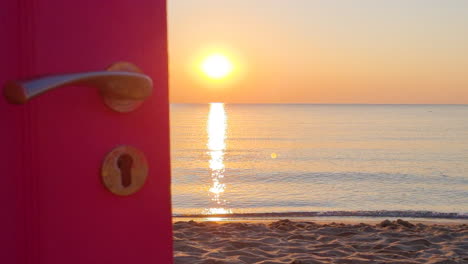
173;219;468;264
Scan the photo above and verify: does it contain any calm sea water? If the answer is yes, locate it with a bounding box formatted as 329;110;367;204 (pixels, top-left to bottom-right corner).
170;104;468;217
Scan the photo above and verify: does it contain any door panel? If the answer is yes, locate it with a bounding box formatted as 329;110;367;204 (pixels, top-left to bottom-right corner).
0;1;172;263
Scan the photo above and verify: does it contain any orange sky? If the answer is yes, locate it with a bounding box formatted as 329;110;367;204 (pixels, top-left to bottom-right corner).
168;0;468;104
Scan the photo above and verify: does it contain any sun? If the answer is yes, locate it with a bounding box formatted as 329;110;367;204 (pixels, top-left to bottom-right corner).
201;54;233;79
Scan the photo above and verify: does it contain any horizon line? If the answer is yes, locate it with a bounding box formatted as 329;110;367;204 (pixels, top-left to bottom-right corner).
170;102;468;105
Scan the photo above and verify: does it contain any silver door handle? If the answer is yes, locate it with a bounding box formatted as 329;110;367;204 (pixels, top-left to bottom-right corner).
3;62;152;112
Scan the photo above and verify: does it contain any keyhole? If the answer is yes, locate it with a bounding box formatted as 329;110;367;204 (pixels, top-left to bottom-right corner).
117;154;133;187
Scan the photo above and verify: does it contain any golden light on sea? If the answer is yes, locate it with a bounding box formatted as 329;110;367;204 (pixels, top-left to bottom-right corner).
203;103;232;215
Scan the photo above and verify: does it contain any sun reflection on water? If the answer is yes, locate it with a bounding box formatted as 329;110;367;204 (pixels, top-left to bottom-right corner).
203;103;232;215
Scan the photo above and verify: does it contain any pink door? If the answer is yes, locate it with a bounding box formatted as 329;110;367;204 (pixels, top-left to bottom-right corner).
0;1;172;263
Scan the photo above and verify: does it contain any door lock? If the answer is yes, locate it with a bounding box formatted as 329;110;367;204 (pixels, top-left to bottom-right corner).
101;145;148;196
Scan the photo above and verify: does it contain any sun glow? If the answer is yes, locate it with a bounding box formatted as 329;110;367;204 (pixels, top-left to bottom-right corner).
201;54;233;79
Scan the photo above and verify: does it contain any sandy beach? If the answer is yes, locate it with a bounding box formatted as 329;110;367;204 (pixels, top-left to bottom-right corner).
174;219;468;264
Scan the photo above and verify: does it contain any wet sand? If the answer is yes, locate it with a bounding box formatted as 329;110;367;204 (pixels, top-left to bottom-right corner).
173;219;468;264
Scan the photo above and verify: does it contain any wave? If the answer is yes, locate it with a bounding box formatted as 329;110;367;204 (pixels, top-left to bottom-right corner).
173;210;468;219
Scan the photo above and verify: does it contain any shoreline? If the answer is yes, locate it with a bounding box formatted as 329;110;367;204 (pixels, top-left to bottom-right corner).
173;216;468;226
173;210;467;220
173;210;468;225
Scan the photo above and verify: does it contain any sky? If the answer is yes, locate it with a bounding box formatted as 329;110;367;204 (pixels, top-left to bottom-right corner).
168;0;468;104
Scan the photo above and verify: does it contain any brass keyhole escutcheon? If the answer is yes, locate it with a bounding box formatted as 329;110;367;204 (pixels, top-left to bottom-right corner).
101;145;148;196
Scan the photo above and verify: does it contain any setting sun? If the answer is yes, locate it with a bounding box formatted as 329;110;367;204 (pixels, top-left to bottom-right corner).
201;54;233;79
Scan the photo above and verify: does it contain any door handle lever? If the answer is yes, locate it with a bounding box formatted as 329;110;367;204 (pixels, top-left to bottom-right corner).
3;62;152;112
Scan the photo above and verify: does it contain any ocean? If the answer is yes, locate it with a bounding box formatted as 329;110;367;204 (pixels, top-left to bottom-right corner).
170;104;468;219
